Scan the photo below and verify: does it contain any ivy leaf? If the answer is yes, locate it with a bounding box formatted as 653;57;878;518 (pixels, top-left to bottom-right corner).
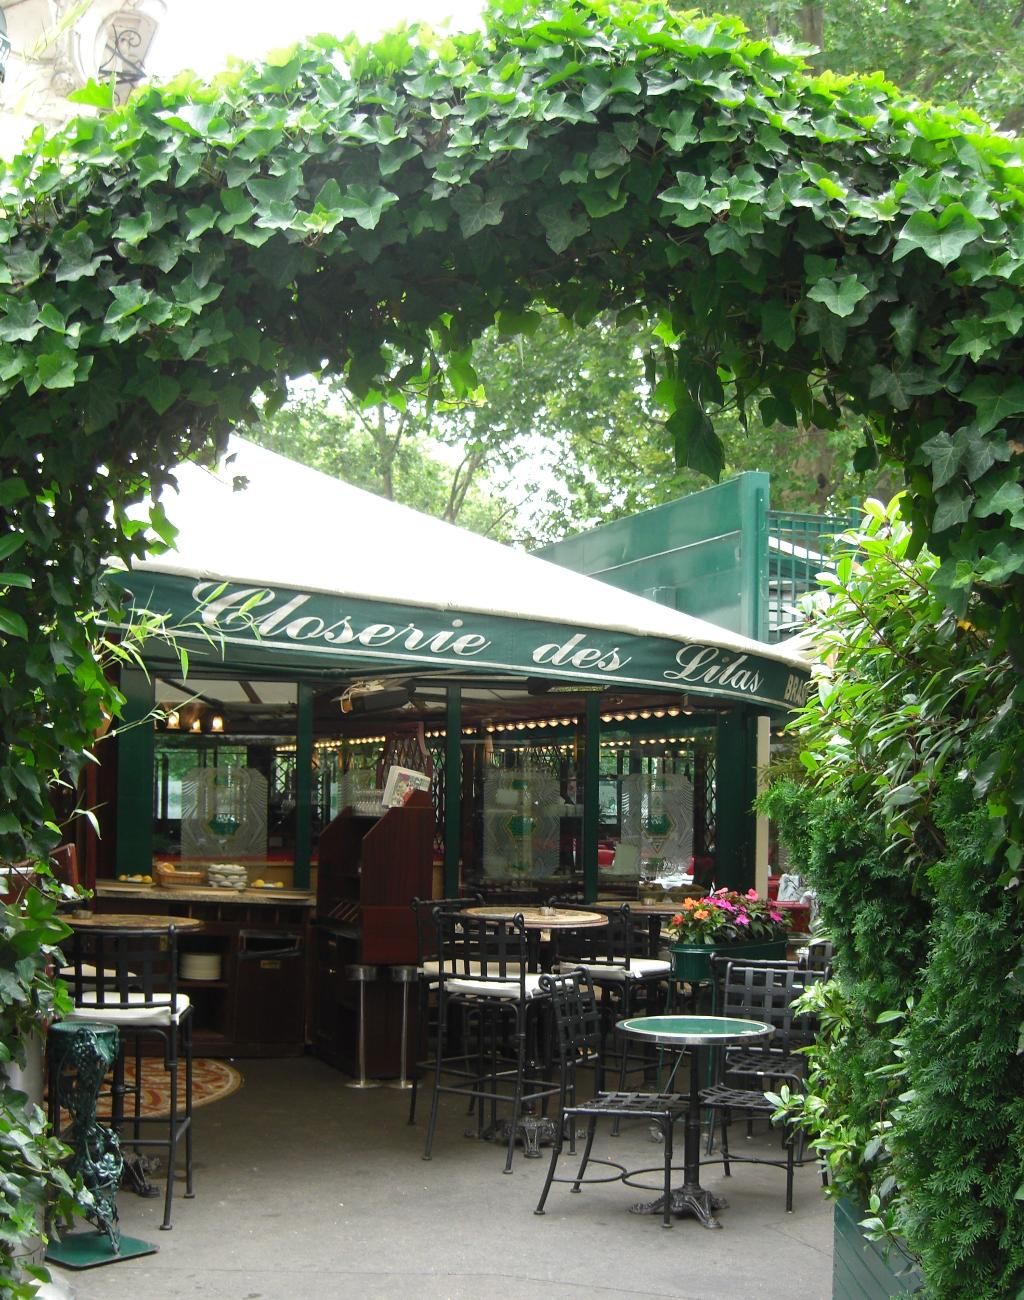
337;185;399;231
67;79;116;109
105;282;154;324
538;198;590;253
0;304;43;343
246;171;301;205
495;309;542;337
54;233;110;284
218;189;254;233
932;485;972;533
450;186;505;238
115;212;154;246
668;399;723;479
807;274;869;318
975;479;1024;518
920;432;961;489
894;206;983;267
961;376;1024;435
144;375;181;416
184;205;219;240
36;349;80;390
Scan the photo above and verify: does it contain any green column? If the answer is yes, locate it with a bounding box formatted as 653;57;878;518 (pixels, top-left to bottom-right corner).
582;695;601;903
444;686;461;896
714;706;758;892
116;670;154;876
293;683;313;889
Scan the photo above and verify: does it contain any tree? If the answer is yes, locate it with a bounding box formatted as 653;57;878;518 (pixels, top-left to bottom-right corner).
696;0;1024;131
251;309;897;545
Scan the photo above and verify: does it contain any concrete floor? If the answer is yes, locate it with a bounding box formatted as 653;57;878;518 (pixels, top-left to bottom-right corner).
50;1056;834;1300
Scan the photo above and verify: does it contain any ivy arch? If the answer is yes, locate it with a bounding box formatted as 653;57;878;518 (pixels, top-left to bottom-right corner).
1;0;1022;857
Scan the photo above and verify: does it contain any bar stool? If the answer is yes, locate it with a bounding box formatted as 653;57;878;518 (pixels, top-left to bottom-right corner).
345;964;380;1089
387;965;418;1091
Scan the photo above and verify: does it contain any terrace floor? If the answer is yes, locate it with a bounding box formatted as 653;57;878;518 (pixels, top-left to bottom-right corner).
50;1054;834;1300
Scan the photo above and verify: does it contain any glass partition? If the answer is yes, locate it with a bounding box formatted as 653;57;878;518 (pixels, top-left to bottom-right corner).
153;678;298;862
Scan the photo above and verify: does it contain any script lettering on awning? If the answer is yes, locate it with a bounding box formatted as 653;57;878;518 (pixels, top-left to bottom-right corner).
196;583;494;659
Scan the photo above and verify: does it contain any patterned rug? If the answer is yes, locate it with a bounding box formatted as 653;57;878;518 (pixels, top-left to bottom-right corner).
58;1058;243;1121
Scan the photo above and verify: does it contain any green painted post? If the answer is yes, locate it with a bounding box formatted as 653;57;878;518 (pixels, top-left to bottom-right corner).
293;683;313;889
582;695;601;903
741;473;770;642
445;686;461;896
714;707;758;892
116;671;154;876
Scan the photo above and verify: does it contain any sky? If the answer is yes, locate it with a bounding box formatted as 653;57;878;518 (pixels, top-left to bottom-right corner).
148;0;487;79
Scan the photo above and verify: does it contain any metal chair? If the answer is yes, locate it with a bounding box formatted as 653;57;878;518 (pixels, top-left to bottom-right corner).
422;911;557;1173
698;958;818;1212
533;969;688;1228
407;894;480;1124
551;901;673;1100
57;922;193;1230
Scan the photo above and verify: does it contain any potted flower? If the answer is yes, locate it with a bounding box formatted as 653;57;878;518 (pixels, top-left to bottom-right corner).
662;888;791;984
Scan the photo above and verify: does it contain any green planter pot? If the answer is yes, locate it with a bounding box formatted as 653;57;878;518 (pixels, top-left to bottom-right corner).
670;938;789;983
832;1196;923;1297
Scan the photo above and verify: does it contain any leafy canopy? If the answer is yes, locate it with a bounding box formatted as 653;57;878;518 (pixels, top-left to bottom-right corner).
2;0;1024;855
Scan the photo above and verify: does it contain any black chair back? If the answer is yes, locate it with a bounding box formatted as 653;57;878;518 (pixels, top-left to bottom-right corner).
551;901;634;970
435;911;529;988
713;958;819;1054
411;895;478;966
65;924;181;1013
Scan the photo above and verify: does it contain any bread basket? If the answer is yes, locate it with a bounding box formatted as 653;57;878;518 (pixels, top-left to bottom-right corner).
155;862;206;889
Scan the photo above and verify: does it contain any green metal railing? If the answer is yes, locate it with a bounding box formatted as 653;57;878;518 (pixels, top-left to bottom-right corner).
765;509;855;642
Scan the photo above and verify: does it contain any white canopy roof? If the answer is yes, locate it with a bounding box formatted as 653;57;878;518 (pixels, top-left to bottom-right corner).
135;436;808;674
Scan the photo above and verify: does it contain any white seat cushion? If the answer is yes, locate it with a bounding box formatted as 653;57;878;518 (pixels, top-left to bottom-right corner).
65;991;191;1027
445;973;545;1000
555;957;671;983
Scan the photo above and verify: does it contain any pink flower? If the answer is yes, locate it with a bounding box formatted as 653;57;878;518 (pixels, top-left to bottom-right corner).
769;910;783;923
735;913;751;926
715;899;737;913
745;889;759;900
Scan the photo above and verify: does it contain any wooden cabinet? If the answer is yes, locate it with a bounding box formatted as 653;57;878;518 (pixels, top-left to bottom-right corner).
92;886;314;1058
314;793;433;1077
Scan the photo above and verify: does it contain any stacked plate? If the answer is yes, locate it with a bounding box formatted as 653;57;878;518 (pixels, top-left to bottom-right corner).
206;862;249;890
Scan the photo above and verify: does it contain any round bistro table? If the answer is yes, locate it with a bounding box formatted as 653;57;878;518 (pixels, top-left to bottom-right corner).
616;1014;774;1229
457;905;607;930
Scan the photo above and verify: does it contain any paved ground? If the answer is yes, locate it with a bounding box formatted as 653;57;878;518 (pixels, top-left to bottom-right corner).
49;1056;834;1300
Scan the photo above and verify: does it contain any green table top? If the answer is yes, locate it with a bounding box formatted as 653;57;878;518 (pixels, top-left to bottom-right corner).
616;1014;774;1046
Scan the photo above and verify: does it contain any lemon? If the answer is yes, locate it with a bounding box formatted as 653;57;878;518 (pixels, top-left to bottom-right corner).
253;878;265;887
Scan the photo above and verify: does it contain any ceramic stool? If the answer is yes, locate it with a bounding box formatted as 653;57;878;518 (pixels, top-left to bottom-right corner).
345;964;380;1089
387;965;418;1091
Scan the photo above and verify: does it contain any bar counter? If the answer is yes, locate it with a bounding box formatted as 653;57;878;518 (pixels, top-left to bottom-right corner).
95;880;316;907
90;880;315;1058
